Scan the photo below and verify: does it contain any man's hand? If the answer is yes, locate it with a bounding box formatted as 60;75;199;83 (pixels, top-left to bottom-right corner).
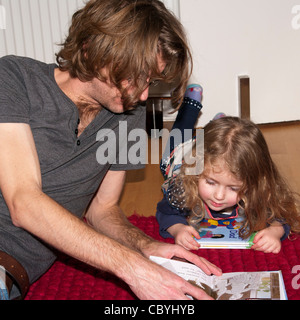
122;252;216;300
142;240;222;277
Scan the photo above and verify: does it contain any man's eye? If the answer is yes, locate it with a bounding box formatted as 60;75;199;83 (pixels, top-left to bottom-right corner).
149;79;159;87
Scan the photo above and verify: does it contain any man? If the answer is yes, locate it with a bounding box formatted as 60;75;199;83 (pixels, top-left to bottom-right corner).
0;0;221;300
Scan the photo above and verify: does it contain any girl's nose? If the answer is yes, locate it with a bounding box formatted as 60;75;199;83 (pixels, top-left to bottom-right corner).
214;186;226;201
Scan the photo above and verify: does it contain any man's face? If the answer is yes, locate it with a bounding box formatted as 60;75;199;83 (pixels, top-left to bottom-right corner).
87;55;166;114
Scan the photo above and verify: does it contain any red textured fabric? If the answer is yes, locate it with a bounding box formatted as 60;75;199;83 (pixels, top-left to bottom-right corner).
25;214;300;300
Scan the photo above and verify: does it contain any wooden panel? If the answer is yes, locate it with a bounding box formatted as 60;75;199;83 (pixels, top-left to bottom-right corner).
119;137;164;217
121;122;300;217
259;121;300;194
239;76;250;120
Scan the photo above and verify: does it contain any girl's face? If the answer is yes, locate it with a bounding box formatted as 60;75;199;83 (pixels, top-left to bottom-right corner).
198;162;243;212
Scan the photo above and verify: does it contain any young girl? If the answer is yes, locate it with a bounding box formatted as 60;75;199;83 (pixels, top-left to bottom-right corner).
156;85;300;253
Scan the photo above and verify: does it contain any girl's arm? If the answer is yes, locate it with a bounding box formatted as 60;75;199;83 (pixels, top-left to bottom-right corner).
156;195;200;250
156;194;189;238
167;223;201;251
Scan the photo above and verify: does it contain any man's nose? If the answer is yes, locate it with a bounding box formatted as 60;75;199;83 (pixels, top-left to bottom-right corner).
139;86;149;101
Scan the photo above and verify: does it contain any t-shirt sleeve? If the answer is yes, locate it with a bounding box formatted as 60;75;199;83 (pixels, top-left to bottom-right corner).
0;56;30;123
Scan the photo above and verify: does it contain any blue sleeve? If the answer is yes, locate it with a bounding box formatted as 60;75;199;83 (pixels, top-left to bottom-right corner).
272;219;291;241
280;223;291;241
155;195;189;239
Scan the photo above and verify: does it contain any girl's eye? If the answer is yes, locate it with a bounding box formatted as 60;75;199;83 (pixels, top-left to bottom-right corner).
206;179;215;186
230;187;240;192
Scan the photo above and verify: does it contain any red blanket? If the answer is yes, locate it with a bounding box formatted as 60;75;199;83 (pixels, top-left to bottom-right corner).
25;214;300;300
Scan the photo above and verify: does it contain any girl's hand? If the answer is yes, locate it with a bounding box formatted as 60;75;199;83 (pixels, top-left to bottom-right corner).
251;224;284;254
167;224;201;251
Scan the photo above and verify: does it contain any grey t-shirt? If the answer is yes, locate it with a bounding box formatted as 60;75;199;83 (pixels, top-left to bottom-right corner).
0;55;146;283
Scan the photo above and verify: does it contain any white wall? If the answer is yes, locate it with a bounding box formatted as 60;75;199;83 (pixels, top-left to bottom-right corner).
0;0;86;63
1;0;299;125
180;0;300;125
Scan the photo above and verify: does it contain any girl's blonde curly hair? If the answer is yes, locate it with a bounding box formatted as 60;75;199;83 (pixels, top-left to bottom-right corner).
175;117;300;239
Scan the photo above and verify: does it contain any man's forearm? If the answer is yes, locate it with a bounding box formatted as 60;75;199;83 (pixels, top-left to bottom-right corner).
85;204;156;256
11;189;148;281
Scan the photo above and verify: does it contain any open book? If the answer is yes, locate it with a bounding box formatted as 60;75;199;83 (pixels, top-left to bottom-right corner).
150;256;287;300
195;217;256;249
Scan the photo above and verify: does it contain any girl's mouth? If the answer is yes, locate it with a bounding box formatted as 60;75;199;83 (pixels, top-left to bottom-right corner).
210;201;224;208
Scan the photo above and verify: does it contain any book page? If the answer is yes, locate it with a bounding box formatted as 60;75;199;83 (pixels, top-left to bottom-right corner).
150;257;287;300
150;256;214;295
211;272;282;300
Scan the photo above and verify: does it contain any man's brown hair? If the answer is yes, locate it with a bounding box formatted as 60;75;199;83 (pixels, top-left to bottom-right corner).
56;0;192;110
